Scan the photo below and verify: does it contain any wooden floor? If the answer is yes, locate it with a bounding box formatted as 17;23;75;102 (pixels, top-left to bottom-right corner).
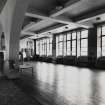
14;61;105;105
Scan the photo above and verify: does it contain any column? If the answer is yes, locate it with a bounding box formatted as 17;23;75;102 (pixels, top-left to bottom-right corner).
52;34;56;63
1;0;30;62
88;27;97;67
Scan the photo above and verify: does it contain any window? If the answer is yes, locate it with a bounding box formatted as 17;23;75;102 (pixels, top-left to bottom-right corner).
36;37;52;56
36;40;40;55
56;35;63;56
72;32;76;55
67;33;71;55
80;30;88;56
63;35;67;56
56;29;88;57
97;25;105;57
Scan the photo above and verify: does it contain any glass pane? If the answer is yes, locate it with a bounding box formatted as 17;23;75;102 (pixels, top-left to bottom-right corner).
102;47;105;56
102;26;105;35
59;42;63;56
81;30;88;38
72;32;76;39
67;41;71;55
63;41;66;56
102;36;105;47
67;41;70;49
67;33;71;40
59;35;63;41
50;37;52;43
72;40;76;47
97;46;101;58
77;31;80;40
97;27;101;38
64;35;66;41
81;51;87;56
81;39;87;48
49;44;52;55
72;47;76;55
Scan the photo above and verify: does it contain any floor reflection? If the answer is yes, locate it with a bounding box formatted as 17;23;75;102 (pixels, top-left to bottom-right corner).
15;62;105;105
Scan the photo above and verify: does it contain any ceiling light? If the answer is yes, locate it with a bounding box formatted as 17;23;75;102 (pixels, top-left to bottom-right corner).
96;17;101;21
65;26;68;29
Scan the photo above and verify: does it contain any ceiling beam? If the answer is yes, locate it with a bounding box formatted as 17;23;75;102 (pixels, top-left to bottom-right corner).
24;11;92;32
21;30;35;36
36;23;65;34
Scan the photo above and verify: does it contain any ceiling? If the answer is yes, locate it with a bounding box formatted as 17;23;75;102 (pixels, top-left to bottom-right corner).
2;0;105;39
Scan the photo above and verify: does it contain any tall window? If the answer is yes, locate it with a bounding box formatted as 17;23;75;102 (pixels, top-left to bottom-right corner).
80;30;88;56
36;40;40;55
72;32;76;56
67;33;71;55
56;29;88;57
63;34;67;56
56;35;63;56
56;36;59;56
36;37;52;56
97;25;105;57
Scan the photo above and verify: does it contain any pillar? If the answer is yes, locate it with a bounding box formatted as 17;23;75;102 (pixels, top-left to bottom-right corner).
34;39;36;56
1;0;30;62
88;27;97;67
52;35;56;62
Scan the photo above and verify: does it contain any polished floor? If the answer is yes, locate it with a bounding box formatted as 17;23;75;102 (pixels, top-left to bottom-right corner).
13;62;105;105
0;77;40;105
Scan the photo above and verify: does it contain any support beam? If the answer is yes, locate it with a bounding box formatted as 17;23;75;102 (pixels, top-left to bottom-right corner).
24;11;92;32
21;30;35;36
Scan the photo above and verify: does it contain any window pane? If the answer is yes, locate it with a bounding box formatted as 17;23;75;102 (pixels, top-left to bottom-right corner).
72;47;76;55
72;40;76;47
97;27;101;38
49;44;52;55
81;39;87;48
102;26;105;35
59;35;63;41
102;36;105;47
81;30;88;38
59;42;63;55
50;37;52;43
67;33;71;40
81;51;87;56
63;41;66;56
102;47;105;56
67;41;71;55
72;32;76;39
56;43;59;56
64;35;66;41
77;31;80;56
